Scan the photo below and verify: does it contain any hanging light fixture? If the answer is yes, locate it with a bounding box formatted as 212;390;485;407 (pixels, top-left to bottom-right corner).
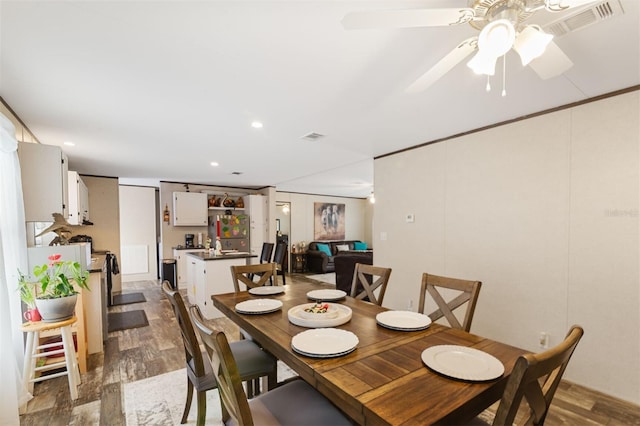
513;25;554;66
467;18;515;76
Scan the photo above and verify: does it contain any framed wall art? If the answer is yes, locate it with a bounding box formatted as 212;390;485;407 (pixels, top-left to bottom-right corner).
313;202;345;240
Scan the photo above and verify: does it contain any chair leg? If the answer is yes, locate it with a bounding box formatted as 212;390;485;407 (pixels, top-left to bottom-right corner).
181;378;194;424
196;391;207;426
267;369;277;391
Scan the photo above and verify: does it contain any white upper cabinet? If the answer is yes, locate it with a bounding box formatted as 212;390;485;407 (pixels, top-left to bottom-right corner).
18;142;69;222
68;171;90;225
173;192;207;226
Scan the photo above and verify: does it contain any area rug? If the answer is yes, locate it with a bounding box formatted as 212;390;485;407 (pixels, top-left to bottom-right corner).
112;292;146;306
108;310;148;333
306;272;336;285
123;362;297;425
123;368;222;425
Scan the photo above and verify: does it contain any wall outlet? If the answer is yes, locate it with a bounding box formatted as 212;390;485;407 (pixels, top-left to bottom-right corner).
407;299;414;311
539;332;549;349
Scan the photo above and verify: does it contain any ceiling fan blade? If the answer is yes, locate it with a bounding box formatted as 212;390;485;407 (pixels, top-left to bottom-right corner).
342;8;475;30
406;37;477;93
545;0;598;12
527;40;573;79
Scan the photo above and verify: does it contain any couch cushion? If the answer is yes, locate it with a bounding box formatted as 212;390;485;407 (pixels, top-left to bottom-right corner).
354;241;368;250
316;243;332;257
335;244;350;252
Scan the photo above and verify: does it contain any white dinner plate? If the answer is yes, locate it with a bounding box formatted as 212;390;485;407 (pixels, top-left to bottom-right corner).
235;299;283;314
376;310;432;331
288;303;352;328
248;286;285;296
421;345;505;381
306;289;347;301
291;328;358;357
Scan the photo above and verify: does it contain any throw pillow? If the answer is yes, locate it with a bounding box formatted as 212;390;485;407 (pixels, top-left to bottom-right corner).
354;241;368;250
316;243;332;257
336;244;350;252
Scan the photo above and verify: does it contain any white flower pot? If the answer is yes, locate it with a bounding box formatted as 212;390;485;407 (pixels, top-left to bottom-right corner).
35;294;78;322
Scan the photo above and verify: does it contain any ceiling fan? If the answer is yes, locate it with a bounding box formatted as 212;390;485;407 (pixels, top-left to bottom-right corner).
342;0;599;93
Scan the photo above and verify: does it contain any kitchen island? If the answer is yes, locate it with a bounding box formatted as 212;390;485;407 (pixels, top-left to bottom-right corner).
185;251;256;318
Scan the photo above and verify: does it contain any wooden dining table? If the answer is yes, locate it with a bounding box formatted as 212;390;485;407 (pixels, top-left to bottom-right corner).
212;282;527;425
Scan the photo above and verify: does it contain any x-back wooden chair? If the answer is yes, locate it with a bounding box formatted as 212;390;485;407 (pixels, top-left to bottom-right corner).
484;325;584;425
230;262;277;292
350;263;392;305
418;273;482;332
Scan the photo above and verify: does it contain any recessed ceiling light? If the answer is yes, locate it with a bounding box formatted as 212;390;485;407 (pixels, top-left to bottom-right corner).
251;121;263;129
210;161;219;167
63;141;75;146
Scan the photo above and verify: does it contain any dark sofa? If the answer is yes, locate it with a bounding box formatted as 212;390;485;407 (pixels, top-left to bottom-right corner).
306;240;366;273
334;251;373;294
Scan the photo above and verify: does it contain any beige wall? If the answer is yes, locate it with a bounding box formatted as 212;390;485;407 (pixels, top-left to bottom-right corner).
275;192;370;249
374;91;639;404
81;176;122;295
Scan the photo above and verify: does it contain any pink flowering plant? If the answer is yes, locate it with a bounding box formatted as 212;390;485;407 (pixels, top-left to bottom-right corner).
18;254;89;300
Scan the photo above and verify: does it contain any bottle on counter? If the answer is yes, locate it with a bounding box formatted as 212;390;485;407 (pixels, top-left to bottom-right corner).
214;236;222;255
205;236;211;249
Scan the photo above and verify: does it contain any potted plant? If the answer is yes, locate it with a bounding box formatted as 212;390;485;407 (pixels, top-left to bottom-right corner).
18;254;90;322
17;271;41;322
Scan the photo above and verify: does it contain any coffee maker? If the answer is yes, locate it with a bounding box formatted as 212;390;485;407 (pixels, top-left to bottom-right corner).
185;234;195;248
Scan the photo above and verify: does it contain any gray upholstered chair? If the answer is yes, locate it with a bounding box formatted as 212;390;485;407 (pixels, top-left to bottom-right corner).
161;282;277;425
190;304;352;425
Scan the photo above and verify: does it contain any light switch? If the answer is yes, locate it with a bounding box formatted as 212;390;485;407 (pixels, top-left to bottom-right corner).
380;232;387;241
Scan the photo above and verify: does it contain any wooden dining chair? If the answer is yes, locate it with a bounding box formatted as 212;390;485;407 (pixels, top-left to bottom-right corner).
350;263;392;305
272;242;288;285
477;325;584;425
259;242;275;264
248;243;275;280
189;304;352;426
418;273;482;332
230;262;277;292
161;282;277;425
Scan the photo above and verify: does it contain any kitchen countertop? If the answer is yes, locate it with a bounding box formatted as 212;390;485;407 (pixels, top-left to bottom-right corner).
173;245;206;250
88;253;106;273
186;251;256;261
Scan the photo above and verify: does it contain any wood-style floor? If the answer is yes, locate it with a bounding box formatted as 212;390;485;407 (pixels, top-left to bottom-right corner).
19;276;640;425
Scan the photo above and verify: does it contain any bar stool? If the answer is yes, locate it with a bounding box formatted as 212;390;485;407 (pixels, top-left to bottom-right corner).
22;316;81;400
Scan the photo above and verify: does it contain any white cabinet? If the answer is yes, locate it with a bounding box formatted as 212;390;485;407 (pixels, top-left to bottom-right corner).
173;192;207;226
18;142;69;221
188;255;248;319
68;171;90;225
173;248;203;289
245;194;268;264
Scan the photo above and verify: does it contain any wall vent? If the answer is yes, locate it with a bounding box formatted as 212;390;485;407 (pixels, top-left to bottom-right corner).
543;0;623;38
231;171;243;175
301;132;325;141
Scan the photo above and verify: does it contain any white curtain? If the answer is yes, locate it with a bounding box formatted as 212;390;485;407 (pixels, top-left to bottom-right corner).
0;112;32;423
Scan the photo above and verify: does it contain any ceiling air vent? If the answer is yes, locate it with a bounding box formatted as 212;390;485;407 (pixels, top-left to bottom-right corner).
543;0;623;38
301;132;325;141
231;171;243;175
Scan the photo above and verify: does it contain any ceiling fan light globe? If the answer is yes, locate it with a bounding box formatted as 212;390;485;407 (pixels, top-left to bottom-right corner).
514;25;554;66
467;51;497;76
478;19;516;58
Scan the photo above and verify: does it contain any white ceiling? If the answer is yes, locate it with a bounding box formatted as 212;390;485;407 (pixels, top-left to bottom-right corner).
1;1;638;198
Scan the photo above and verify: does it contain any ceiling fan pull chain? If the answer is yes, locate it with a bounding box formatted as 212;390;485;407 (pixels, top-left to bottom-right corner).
486;75;491;92
501;55;507;97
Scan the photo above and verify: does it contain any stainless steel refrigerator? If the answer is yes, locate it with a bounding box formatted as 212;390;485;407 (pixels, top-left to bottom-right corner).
210;213;250;252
